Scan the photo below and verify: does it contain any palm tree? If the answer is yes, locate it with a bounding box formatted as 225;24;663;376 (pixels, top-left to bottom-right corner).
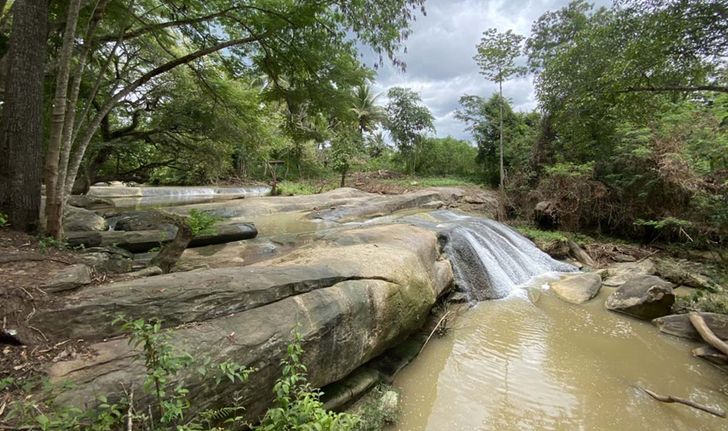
350;84;386;136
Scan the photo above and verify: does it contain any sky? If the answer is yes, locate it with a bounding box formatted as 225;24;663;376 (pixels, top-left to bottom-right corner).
361;0;611;141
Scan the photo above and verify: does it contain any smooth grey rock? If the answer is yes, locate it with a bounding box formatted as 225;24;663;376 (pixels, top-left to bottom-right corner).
605;275;674;320
65;230;174;253
42;264;92;292
67;195;114;210
64;206;108;232
603;259;656;287
39;223;453;421
550;273;602;304
653;312;728;341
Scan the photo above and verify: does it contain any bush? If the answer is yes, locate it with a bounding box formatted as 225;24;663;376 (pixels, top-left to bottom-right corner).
186;209;221;237
0;211;8;228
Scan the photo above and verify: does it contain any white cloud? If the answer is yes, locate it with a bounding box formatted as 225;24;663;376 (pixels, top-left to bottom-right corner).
364;0;612;140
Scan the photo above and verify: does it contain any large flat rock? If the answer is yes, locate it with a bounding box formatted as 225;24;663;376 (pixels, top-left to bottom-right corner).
36;223;453;420
653;312;728;341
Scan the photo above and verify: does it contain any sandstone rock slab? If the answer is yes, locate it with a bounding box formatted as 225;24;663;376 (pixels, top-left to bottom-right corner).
550;273;602;304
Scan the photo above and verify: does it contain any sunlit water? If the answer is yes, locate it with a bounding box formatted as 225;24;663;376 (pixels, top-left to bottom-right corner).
388;279;728;431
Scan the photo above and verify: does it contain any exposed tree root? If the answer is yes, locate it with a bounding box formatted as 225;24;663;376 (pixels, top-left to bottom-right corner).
689;312;728;356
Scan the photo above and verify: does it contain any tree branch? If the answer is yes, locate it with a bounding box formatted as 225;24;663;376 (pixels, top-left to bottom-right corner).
96;7;237;42
619;85;728;94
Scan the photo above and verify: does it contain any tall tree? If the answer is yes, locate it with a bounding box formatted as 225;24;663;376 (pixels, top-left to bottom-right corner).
474;28;527;195
385;87;434;174
37;0;426;239
351;84;385;136
0;0;48;233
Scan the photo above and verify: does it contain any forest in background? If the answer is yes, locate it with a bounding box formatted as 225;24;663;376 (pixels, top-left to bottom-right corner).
0;0;725;247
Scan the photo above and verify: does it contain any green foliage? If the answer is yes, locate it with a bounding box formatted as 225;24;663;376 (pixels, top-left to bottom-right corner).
255;330;359;431
474;28;527;83
0;211;8;227
515;226;568;243
38;235;68;253
186;209;221;237
415;137;478;177
385;87;435;174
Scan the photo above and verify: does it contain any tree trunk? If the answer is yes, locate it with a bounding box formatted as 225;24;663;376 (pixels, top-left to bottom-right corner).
43;0;83;239
150;213;193;273
0;0;48;233
340;168;347;187
498;80;504;197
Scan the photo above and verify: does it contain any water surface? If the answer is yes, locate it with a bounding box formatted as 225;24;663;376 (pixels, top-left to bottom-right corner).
389;279;728;431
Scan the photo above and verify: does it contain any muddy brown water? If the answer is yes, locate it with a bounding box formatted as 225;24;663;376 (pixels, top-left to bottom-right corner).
388;275;728;431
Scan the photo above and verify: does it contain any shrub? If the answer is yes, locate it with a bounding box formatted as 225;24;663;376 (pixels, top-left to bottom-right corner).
186;209;221;237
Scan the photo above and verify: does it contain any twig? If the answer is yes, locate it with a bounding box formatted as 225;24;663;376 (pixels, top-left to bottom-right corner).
27;325;48;342
15;287;33;300
418;311;452;356
639;387;726;418
689;312;728;356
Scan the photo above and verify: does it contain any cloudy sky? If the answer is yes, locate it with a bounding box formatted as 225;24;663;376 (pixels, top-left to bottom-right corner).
362;0;611;140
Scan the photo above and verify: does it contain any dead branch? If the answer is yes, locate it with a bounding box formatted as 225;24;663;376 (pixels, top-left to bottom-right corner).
639;387;726;418
418;310;452;356
689;312;728;356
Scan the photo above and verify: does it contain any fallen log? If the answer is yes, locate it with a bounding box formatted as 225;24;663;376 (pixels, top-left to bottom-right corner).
689;312;728;356
639;386;726;418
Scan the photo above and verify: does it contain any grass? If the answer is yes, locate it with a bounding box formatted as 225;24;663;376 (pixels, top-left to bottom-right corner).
514;226;569;243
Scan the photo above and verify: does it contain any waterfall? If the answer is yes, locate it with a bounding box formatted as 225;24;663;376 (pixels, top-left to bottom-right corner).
423;211;577;301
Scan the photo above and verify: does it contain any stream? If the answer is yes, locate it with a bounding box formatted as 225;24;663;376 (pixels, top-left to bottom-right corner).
388;278;727;431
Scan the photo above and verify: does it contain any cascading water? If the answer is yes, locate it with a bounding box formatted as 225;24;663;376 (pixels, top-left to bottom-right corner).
403;210;577;301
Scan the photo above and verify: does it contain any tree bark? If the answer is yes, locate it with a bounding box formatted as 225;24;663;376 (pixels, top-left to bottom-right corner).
43;0;83;239
0;0;48;233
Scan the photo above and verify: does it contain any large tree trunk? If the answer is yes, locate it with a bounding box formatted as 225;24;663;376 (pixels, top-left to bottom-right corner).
0;0;49;233
43;0;83;239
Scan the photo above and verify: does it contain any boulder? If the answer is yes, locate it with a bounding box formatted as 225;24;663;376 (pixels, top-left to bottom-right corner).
67;195;114;210
605;275;675;320
652;312;728;341
692;346;728;366
34;224;453;420
63;206;108;232
112;211;176;232
41;264;92;292
550;273;602;304
603;259;656;287
77;246;134;274
188;223;258;247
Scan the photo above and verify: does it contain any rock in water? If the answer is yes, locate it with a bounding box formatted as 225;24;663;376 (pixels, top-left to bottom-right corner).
42;264;92;292
653;312;728;341
64;206;108;232
550;273;602;304
605;275;675;320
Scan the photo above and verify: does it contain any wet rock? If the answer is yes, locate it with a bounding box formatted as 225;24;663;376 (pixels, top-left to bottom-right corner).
64;206;108;232
41;264;92;292
603;259;656;287
653;312;728;341
422;200;445;209
550;273;602;304
605;275;675;320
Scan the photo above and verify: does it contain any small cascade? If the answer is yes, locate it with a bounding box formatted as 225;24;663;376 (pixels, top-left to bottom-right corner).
428;211;577;300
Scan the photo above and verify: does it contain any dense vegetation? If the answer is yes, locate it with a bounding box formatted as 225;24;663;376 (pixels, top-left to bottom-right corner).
1;0;722;246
